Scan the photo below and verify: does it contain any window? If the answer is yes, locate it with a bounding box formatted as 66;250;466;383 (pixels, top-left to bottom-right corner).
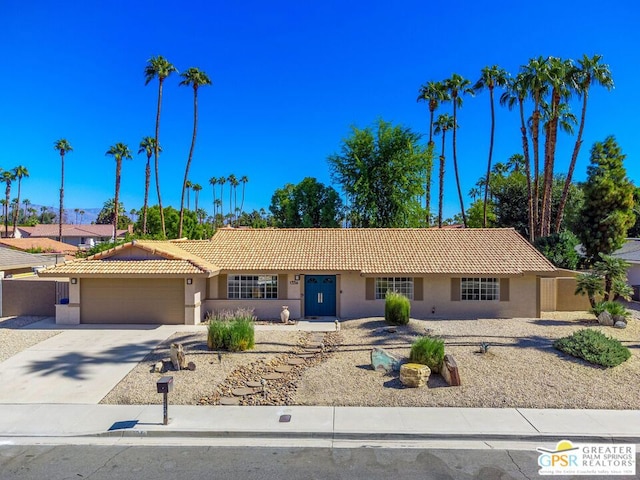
375;277;413;300
228;275;278;299
461;278;499;301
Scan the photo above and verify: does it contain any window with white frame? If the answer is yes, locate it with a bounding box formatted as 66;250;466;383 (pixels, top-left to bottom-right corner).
461;277;499;301
228;275;278;299
375;277;414;300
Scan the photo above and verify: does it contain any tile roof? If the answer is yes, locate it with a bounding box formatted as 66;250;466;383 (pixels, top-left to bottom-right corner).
0;238;79;254
174;228;556;275
39;259;206;276
0;247;57;270
612;238;640;263
18;224;128;238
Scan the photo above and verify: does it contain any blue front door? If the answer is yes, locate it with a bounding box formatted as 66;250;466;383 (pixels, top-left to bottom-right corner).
304;275;336;317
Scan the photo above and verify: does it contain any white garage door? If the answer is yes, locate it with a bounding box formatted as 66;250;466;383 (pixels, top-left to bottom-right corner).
80;278;184;324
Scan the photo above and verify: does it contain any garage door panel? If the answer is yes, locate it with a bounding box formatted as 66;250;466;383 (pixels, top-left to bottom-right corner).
81;278;183;324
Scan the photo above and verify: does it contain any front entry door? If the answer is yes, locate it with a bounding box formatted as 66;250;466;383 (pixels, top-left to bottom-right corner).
304;275;336;317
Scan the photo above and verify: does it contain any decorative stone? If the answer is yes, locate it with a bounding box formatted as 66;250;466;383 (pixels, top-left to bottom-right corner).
220;397;240;405
170;343;187;370
187;361;196;371
281;306;290;324
232;387;255;396
371;347;401;373
597;311;614;327
274;365;292;373
399;363;431;388
441;354;461;387
153;361;164;373
613;314;626;324
262;373;283;380
287;358;305;365
614;320;627;329
246;381;263;388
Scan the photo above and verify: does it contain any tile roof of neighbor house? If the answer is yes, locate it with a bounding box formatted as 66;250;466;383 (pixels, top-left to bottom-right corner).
0;238;79;255
174;228;556;275
0;248;57;271
40;259;207;276
612;238;640;263
18;224;128;238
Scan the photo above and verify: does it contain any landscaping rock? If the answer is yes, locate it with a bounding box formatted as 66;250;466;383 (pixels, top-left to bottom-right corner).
441;354;461;387
153;361;164;373
614;320;627;329
170;343;187;370
597;311;614;327
371;347;401;373
613;315;626;324
399;363;430;388
187;361;196;371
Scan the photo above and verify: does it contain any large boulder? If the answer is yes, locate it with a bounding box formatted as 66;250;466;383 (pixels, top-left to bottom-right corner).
399;363;430;388
441;354;461;387
614;320;627;329
597;311;614;327
371;347;401;373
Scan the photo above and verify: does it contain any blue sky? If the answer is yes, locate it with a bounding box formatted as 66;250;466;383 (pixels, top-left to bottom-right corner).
1;1;638;220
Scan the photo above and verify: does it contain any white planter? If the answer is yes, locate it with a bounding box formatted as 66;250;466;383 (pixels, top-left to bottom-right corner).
280;306;290;324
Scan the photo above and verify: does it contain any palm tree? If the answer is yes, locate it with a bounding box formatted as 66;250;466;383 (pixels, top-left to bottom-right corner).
185;180;193;211
74;208;80;224
1;170;15;237
129;208;138;223
138;136;161;235
417;81;450;225
433;113;455;228
54;139;73;241
500;73;535;241
444;73;474;227
177;67;212;238
228;174;238;226
11;165;29;236
239;175;248;217
144;55;177;238
22;198;30;219
209;177;217;217
192;183;202;212
474;65;509;227
105;142;133;239
554;54;613;233
468;187;481;201
218;176;226;224
214;198;222;226
79;209;85;224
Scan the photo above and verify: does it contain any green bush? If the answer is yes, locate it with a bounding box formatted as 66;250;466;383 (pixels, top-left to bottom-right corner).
385;291;410;325
591;301;630;319
409;336;445;373
206;308;256;351
554;329;631;368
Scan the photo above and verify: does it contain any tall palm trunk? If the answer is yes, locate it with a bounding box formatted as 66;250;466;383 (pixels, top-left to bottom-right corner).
518;98;534;242
4;183;10;237
531;103;541;237
219;184;224;225
178;86;199;238
555;89;588;233
113;159;122;240
239;185;246;218
438;130;447;228
154;79;166;238
425;105;436;226
482;85;496;227
12;179;22;236
59;153;65;241
541;89;561;237
142;153;151;234
451;100;467;227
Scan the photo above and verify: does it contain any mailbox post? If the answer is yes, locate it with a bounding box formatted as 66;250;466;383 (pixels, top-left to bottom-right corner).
156;376;174;425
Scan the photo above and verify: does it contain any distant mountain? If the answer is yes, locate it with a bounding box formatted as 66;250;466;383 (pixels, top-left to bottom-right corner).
30;205;101;225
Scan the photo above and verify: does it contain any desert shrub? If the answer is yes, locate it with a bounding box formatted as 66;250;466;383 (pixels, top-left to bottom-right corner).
409;336;445;373
554;329;630;368
206;308;256;351
591;301;630;319
385;291;410;325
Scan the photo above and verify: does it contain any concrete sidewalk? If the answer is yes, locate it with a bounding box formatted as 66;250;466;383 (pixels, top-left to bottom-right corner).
0;405;639;444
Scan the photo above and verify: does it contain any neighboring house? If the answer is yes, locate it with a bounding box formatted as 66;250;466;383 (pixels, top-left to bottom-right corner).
0;238;78;261
611;238;640;297
15;224;129;248
39;228;557;325
0;248;57;277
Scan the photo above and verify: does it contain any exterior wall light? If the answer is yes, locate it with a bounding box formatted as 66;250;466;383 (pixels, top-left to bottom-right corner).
71;278;77;284
186;278;193;285
294;275;300;281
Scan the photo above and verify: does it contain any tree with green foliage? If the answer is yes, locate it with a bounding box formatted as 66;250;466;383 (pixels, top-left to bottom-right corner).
628;187;640;238
138;136;160;235
466;199;496;228
534;231;580;270
105;142;133;239
95;199;131;229
53;139;73;241
328;120;428;228
270;177;342;228
593;255;632;302
433;113;455;227
137;205;213;240
577;137;635;265
178;67;212;238
11;165;28;235
1;170;15;238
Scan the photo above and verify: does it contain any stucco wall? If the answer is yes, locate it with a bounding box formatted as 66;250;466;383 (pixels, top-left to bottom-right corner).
628;264;640;286
555;278;592;311
1;278;56;316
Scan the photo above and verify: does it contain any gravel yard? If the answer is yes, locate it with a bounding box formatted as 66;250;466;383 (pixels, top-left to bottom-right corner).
101;306;640;410
0;316;60;363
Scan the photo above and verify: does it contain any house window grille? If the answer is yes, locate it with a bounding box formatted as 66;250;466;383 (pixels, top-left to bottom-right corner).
461;277;499;301
375;277;413;300
228;275;278;299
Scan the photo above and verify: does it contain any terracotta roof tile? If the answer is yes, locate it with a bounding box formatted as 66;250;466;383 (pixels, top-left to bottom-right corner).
18;224;127;238
39;259;205;276
0;238;78;254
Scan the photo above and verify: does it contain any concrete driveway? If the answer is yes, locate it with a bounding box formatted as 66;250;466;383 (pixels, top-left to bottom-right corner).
0;319;184;404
